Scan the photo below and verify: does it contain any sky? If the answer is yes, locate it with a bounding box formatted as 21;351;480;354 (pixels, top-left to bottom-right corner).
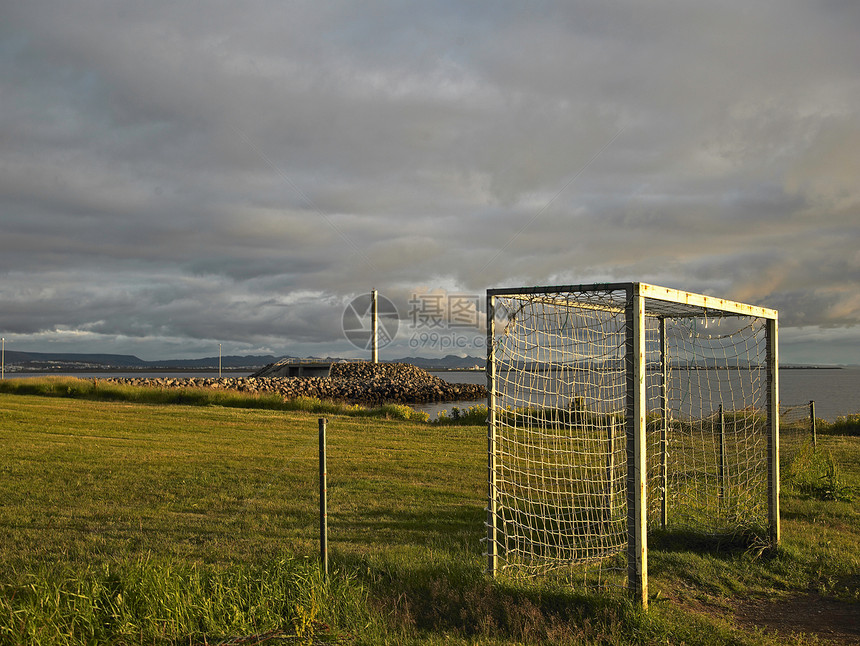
1;1;859;364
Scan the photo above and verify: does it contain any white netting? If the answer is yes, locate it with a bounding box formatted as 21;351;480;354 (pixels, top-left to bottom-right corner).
489;290;628;586
648;316;769;536
487;287;773;587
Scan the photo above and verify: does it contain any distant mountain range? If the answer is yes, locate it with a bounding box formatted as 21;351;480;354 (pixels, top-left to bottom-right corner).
2;351;281;370
1;351;485;372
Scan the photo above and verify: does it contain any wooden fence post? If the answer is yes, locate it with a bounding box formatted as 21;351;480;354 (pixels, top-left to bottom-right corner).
809;400;816;450
319;417;328;578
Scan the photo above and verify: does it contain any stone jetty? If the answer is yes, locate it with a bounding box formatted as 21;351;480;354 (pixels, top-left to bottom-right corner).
101;362;486;406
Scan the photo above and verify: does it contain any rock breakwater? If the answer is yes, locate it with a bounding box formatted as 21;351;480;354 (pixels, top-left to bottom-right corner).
102;362;486;406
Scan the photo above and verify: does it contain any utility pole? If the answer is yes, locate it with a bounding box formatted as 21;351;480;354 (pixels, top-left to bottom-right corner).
371;289;379;364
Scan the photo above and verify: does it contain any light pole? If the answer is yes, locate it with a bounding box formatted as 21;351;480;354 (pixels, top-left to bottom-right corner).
1;337;4;380
371;289;378;364
219;343;222;378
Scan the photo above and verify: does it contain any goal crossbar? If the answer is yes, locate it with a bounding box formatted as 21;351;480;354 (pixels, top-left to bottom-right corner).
488;282;778;320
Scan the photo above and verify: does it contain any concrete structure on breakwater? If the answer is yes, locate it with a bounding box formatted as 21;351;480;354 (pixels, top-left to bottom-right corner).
250;357;342;378
102;361;486;406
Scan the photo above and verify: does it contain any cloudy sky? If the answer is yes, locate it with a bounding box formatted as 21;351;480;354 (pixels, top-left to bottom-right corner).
2;1;859;364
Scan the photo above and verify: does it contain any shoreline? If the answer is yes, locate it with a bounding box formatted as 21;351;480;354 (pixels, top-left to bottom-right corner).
95;362;488;407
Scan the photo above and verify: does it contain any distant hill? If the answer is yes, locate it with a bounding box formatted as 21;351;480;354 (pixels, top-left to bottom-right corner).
393;354;484;370
144;355;283;369
3;351;147;367
3;351;280;370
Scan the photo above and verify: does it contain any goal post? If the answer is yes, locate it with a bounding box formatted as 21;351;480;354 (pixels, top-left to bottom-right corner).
486;292;498;575
485;283;779;606
626;285;648;606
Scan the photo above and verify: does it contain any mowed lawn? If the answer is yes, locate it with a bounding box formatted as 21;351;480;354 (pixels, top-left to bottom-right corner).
0;394;486;570
1;390;858;645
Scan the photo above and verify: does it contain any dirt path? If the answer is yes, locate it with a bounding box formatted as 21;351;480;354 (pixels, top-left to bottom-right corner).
732;591;860;645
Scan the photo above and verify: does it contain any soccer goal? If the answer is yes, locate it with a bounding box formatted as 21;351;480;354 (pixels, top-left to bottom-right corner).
485;283;779;606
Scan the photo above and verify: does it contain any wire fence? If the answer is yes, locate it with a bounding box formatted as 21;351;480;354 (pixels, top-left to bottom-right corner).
780;402;817;471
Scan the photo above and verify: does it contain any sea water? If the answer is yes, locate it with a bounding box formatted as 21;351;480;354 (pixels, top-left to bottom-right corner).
422;367;860;422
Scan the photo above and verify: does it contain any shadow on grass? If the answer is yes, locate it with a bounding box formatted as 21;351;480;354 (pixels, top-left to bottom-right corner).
648;527;770;556
330;504;485;550
323;496;651;642
334;550;640;643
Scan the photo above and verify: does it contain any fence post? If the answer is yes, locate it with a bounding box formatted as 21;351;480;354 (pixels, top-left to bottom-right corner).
809;400;816;450
719;405;727;504
319;417;328;578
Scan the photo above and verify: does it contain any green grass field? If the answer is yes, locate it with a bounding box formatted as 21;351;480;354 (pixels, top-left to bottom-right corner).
0;382;858;645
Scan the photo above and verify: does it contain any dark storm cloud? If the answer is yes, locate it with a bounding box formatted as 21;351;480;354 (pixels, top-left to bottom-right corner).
1;1;858;361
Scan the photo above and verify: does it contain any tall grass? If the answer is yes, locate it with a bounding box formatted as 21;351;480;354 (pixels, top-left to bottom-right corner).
822;413;860;436
2;556;364;645
784;443;856;501
0;376;430;421
431;403;488;426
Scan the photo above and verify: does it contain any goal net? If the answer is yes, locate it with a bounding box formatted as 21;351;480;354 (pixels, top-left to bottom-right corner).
485;283;779;603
